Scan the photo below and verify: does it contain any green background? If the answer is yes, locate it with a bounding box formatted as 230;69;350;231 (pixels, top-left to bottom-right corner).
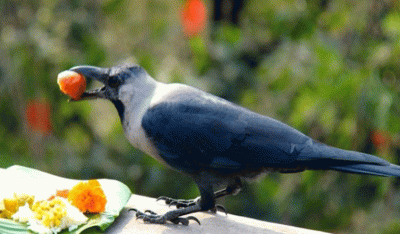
1;0;400;233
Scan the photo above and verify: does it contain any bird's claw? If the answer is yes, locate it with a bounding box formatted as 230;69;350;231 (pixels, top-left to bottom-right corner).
129;208;201;225
144;209;157;215
129;209;156;220
170;216;201;225
212;204;228;215
156;196;172;203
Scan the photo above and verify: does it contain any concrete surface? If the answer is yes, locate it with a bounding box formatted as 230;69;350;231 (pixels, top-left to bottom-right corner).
105;194;330;234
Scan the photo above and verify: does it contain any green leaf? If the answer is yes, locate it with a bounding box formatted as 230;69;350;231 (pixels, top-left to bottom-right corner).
0;219;30;234
0;165;132;234
383;12;400;39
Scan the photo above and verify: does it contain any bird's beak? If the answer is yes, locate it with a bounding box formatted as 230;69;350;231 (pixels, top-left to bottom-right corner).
69;65;110;101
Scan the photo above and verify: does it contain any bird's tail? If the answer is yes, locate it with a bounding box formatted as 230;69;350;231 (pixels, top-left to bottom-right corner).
299;141;400;177
330;163;400;177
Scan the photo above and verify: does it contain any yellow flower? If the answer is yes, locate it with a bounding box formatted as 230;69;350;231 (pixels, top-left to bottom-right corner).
31;198;67;228
0;193;35;219
67;180;107;213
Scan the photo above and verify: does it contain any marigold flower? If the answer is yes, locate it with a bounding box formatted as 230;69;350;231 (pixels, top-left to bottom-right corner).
25;100;52;134
67;180;107;213
181;0;207;37
371;130;390;149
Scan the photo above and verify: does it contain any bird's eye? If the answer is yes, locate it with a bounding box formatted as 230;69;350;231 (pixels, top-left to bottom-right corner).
108;76;119;88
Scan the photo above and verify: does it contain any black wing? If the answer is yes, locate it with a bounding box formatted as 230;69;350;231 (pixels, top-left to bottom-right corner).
142;87;400;177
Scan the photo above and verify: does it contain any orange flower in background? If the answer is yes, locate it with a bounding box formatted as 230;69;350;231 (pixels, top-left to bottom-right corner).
68;180;107;213
371;130;390;149
25;100;52;134
181;0;207;37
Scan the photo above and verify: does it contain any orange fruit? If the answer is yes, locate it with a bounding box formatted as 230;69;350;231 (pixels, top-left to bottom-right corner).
57;71;86;100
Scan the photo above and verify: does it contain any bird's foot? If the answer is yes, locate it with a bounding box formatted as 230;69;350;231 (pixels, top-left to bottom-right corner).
130;208;201;225
157;196;197;208
157;196;227;215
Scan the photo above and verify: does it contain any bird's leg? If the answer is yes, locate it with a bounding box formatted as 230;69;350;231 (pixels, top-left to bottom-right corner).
157;177;242;214
132;184;215;225
209;177;242;213
214;177;242;198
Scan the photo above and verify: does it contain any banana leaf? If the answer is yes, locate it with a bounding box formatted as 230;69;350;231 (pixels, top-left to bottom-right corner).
0;165;132;233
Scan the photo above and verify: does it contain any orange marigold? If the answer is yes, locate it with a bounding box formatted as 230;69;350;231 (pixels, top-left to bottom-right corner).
67;180;107;213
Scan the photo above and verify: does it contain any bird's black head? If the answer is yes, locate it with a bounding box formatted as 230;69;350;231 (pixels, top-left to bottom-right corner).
69;63;146;121
70;63;144;101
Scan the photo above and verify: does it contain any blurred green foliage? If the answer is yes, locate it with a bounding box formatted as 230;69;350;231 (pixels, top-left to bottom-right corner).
1;0;400;233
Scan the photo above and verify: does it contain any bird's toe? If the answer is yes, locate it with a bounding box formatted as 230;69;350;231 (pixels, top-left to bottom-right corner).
171;216;201;225
130;208;200;225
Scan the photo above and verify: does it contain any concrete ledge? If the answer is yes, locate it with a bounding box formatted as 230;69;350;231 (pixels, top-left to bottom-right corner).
106;194;330;234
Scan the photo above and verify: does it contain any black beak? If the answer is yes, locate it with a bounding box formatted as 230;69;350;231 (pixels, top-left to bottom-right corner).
69;65;110;101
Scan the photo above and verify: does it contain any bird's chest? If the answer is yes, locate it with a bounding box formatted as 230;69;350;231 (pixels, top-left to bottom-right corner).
123;111;166;163
120;94;170;165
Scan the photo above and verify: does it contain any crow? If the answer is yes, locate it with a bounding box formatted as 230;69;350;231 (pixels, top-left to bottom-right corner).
69;63;400;225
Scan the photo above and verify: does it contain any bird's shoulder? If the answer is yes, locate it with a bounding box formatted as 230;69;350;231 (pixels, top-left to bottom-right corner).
150;83;237;111
142;83;248;131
